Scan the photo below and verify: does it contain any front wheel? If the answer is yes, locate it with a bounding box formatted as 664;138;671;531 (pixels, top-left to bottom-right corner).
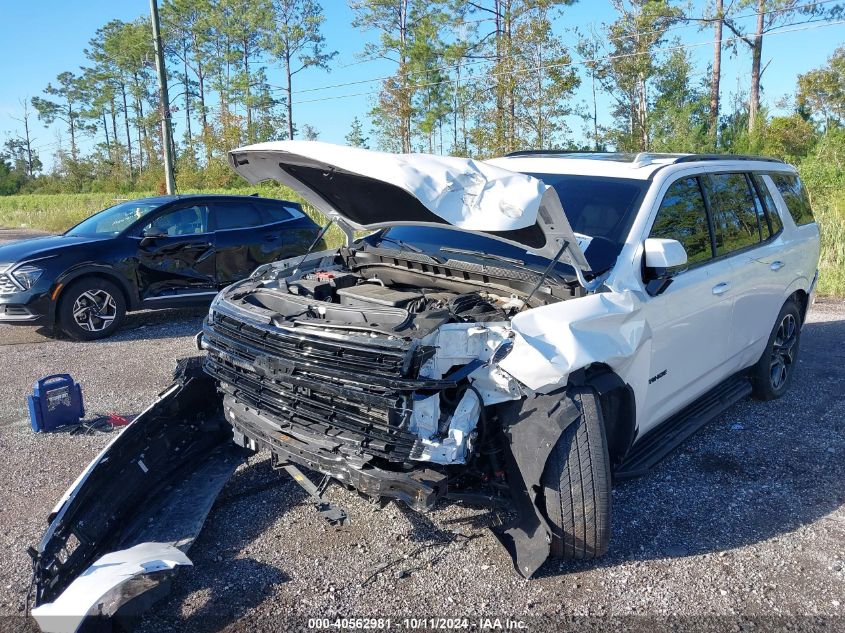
750;299;802;401
541;390;611;560
58;278;126;341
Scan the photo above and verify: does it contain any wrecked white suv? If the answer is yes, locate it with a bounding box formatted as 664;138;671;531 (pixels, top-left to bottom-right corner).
30;143;819;629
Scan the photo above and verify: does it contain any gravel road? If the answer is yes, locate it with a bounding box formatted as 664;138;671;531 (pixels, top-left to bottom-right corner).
0;230;842;632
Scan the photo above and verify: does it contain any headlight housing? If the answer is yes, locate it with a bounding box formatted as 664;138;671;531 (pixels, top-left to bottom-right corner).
208;292;222;321
10;264;44;290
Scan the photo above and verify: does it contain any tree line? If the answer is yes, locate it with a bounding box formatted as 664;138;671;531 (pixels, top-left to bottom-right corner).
1;0;843;195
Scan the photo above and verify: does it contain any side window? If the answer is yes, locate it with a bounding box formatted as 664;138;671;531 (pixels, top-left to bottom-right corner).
751;173;783;237
211;202;264;231
143;205;209;236
650;177;713;267
705;173;761;256
771;173;815;226
259;202;295;223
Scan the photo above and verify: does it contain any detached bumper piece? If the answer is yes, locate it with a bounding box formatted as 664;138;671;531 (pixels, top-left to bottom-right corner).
30;359;244;633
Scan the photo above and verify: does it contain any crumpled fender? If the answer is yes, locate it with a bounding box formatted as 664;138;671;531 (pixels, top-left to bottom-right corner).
499;290;652;393
31;543;192;633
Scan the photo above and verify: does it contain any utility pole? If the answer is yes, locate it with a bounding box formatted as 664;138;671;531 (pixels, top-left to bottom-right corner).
150;0;176;194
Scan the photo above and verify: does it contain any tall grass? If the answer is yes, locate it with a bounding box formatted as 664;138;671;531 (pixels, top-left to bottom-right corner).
810;191;845;297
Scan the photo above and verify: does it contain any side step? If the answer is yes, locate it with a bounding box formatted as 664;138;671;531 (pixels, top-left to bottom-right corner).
614;375;752;480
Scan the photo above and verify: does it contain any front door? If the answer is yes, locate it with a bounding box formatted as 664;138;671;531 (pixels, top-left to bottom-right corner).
135;203;217;300
638;175;736;434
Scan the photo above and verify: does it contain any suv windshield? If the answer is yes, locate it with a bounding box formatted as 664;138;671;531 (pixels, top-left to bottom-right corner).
523;173;647;245
65;200;161;237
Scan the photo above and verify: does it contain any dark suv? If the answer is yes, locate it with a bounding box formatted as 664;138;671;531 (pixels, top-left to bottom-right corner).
0;194;320;339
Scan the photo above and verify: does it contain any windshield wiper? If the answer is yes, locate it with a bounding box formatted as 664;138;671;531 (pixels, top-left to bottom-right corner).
375;235;446;263
377;235;425;254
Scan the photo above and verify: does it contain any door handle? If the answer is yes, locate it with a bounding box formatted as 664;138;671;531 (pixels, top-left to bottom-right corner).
712;282;731;296
264;234;281;242
770;260;785;271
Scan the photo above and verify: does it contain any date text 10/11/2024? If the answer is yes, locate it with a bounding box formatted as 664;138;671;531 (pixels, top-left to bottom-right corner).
307;618;529;630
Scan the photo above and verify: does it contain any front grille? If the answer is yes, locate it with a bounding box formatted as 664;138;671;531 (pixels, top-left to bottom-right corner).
0;273;19;295
203;311;422;462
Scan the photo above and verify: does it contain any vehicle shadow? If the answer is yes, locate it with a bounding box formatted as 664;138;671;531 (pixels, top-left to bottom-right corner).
136;456;301;633
534;316;845;577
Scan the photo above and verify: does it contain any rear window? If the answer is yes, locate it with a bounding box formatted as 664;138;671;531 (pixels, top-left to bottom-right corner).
705;173;762;256
522;173;648;245
258;201;299;223
771;173;815;226
751;173;783;237
211;202;263;230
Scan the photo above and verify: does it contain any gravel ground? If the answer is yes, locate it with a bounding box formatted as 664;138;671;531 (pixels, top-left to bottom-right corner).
0;229;842;631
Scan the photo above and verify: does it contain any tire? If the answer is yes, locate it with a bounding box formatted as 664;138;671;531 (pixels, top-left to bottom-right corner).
750;299;802;401
58;277;126;341
541;390;611;560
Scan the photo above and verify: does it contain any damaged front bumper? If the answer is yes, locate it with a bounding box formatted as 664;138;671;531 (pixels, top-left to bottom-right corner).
30;359;244;633
225;397;448;511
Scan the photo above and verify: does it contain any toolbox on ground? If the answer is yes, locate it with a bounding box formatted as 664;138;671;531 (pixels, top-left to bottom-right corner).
27;374;85;432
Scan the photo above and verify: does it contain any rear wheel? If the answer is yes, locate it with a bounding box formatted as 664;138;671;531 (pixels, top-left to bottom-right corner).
541;390;611;560
750;299;802;401
58;278;126;341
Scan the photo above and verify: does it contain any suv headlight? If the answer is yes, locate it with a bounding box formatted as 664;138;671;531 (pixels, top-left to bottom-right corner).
208;292;222;321
10;265;44;290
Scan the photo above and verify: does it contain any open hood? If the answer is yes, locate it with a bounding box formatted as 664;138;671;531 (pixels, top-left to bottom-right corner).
228;141;590;273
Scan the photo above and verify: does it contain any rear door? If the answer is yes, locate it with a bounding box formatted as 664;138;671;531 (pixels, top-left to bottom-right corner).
638;175;736;432
209;200;268;286
135;203;217;300
210;199;321;286
705;172;786;371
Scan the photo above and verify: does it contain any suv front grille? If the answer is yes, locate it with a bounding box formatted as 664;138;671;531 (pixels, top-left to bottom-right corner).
203;311;422;462
0;273;19;295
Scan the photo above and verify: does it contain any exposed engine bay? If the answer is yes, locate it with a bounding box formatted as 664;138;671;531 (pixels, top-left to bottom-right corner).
202;245;582;480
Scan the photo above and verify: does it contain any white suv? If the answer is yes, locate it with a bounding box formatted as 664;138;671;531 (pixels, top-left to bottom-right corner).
212;143;820;576
30;143;821;628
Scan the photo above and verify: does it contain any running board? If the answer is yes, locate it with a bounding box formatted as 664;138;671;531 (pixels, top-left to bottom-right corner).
614;375;752;480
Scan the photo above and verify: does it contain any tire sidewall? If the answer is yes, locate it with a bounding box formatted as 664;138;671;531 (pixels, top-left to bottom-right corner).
58;278;126;341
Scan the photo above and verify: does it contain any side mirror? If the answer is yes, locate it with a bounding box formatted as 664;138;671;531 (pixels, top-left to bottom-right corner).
643;238;688;296
140;227;167;246
644;238;688;269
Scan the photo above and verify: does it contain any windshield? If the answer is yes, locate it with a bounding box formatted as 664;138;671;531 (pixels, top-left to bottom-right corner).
65;200;162;237
523;173;647;245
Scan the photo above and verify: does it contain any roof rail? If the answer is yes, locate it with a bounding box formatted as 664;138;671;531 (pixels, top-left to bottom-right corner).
672;154;784;164
503;150;785;165
504;149;601;157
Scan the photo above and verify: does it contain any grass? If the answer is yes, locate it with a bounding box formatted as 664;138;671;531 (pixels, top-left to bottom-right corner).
0;182;842;296
812;191;845;297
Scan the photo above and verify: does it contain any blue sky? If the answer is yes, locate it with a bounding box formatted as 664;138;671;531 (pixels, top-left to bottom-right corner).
0;0;842;164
